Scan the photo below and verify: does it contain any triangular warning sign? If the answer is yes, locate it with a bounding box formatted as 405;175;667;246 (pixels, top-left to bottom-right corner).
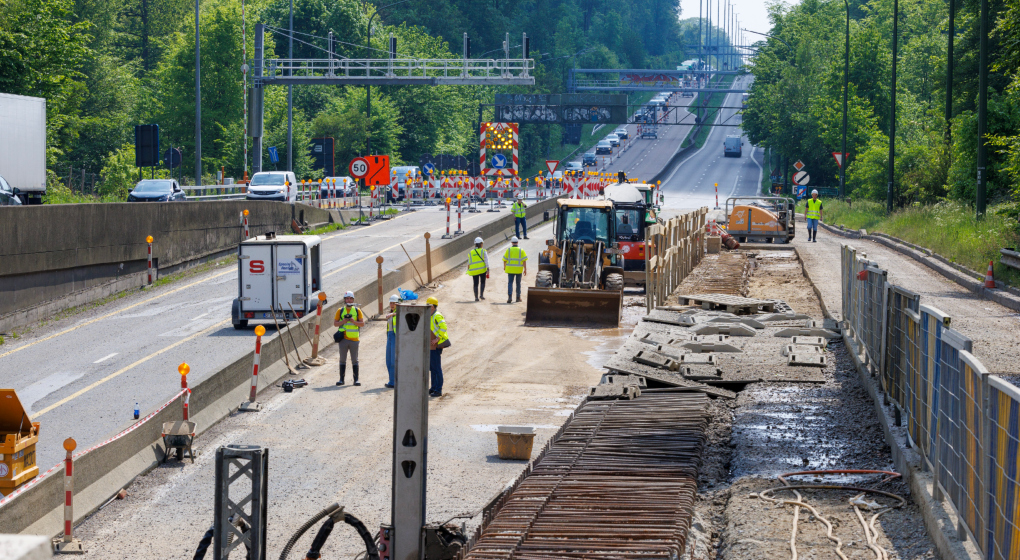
832;152;847;168
545;160;559;174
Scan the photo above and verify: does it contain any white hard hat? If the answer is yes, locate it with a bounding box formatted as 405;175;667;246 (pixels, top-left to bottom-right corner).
511;236;519;243
389;294;400;303
474;237;483;244
344;291;355;298
811;189;819;195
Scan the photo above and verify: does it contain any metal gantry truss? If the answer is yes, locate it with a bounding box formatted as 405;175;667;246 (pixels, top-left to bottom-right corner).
568;68;748;93
248;24;535;173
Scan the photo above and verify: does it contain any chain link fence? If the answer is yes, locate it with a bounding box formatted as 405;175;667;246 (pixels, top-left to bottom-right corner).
840;242;1015;558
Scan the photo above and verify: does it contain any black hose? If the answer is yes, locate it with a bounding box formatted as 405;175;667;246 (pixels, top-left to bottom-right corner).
343;512;380;560
193;526;214;560
304;517;336;559
279;503;342;560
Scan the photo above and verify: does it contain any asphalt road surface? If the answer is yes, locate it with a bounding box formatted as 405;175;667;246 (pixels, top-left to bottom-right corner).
659;75;762;212
1;206;511;469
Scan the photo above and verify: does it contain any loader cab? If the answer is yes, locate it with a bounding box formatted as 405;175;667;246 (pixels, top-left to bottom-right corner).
559;205;613;245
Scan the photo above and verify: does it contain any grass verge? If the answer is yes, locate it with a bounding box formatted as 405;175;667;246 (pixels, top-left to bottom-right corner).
799;198;1020;287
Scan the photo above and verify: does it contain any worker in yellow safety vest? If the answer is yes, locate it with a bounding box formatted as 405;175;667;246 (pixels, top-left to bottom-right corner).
427;297;449;397
503;236;528;304
333;290;366;386
511;196;529;239
383;294;400;389
804;189;824;242
467;237;489;301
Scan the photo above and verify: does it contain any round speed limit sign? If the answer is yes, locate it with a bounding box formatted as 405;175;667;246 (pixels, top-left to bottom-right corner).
349;157;370;178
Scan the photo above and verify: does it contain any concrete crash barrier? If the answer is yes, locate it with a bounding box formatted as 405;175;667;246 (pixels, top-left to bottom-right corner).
0;201;341;333
0;197;561;539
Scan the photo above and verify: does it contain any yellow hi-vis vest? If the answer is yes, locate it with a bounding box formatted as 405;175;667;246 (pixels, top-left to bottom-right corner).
503;246;527;274
387;313;398;333
512;201;527;219
338;306;363;340
467;248;488;276
806;198;822;220
430;310;448;344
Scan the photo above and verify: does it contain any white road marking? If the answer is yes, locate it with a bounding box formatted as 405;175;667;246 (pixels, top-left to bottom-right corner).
93;352;118;364
191;312;210;321
20;371;89;414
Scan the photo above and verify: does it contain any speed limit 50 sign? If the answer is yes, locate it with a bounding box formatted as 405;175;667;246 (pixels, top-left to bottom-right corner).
349;157;370;178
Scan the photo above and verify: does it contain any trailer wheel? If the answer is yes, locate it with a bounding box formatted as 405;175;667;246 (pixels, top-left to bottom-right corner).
234;320;248;330
536;271;554;288
605;273;624;292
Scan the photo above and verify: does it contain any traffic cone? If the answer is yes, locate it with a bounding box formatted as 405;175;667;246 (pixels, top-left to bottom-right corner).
985;260;996;289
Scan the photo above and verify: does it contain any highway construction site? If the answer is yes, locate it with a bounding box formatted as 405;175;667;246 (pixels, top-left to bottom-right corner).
48;237;945;560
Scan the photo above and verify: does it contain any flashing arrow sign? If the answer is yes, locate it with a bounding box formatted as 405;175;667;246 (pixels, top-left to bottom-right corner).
545;160;559;174
832;152;847;168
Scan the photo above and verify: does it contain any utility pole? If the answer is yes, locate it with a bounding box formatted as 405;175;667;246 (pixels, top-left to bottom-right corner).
699;0;703;71
976;0;989;216
287;0;293;172
945;0;955;145
886;0;898;213
840;0;849;199
194;0;201;185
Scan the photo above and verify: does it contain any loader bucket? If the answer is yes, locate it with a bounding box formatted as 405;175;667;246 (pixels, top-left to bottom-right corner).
525;287;623;328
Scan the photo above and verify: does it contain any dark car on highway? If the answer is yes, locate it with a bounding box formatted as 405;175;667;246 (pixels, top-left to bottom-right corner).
595;141;612;155
0;175;22;206
127;179;186;202
583;152;598;166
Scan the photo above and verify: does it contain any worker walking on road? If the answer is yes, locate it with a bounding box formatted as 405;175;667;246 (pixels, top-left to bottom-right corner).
468;237;489;301
805;189;824;243
503;236;528;304
512;196;529;239
333;291;366;386
383;294;400;389
427;297;449;397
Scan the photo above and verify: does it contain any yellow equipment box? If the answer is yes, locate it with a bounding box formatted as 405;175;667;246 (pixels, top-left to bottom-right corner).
0;390;40;496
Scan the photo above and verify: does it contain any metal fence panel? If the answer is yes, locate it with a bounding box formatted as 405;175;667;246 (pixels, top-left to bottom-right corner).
986;375;1020;560
861;267;887;370
919;305;950;468
884;285;920;410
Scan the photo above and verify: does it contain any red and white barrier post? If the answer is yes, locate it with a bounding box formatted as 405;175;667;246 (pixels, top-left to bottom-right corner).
455;194;464;235
239;325;266;412
52;438;84;553
243;209;250;239
442;197;453;239
311;293;326;359
145;235;154;286
179;363;190;421
714;182;719;209
370;185;376;219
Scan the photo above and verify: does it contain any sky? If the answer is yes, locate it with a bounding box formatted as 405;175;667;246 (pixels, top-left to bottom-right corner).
679;0;782;45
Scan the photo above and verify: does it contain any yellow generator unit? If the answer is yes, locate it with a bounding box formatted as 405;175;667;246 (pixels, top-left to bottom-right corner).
724;196;796;244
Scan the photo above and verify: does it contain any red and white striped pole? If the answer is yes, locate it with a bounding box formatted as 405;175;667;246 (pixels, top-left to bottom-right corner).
714;182;719;209
311;293;326;359
243;209;250;239
370;186;376;219
146;235;154;285
179;363;190;421
455;194;463;235
443;198;452;238
240;325;266;412
53;438;84;552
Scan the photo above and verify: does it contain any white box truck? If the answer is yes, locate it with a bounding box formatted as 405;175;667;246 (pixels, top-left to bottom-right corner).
0;93;47;204
231;233;324;329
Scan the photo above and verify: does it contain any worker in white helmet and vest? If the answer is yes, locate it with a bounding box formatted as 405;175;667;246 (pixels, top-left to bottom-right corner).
332;290;366;386
511;196;529;239
427;296;449;397
503;236;528;304
804;189;823;242
467;237;489;301
383;294;400;388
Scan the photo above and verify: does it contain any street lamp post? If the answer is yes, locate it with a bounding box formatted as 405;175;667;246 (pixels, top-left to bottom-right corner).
365;0;412;155
195;0;201;185
887;0;898;213
840;0;849;199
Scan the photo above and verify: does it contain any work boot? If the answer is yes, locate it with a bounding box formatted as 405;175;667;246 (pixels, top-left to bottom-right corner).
507;297;513;304
337;363;346;386
516;296;522;303
352;364;361;386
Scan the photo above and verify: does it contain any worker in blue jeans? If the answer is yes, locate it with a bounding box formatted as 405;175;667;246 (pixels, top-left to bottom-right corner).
383;294;400;388
512;196;528;239
427;297;449;397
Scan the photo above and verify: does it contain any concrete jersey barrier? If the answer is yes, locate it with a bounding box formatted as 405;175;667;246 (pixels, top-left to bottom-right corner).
0;197;560;537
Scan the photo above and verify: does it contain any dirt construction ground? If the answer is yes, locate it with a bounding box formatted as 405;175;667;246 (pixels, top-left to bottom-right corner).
71;223;636;559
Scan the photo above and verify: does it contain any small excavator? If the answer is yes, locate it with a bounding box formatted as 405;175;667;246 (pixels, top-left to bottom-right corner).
723;196;797;244
525;199;625;327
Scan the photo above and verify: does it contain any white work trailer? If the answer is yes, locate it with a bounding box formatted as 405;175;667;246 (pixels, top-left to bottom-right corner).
231;233;323;329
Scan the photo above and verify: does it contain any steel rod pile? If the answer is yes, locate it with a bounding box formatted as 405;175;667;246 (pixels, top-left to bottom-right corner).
463;394;708;560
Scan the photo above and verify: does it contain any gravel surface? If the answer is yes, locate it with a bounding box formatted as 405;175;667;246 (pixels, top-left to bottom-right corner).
796;221;1020;375
688;248;938;560
71;225;637;559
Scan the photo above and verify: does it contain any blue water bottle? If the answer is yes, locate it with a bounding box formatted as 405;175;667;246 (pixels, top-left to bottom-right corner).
134;402;140;420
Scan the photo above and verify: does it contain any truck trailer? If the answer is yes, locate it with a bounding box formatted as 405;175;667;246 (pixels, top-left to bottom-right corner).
0;93;46;204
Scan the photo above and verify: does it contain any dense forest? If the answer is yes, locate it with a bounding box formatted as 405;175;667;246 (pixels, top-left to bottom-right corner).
742;0;1020;211
0;0;727;199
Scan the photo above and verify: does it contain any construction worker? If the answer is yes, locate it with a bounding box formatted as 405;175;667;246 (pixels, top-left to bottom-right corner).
427;297;448;397
804;189;823;242
511;196;529;239
333;291;366;386
383;294;400;388
468;237;489;301
503;236;528;303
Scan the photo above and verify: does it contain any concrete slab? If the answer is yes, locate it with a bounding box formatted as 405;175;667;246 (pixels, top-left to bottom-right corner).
781;345;825;357
678;353;718;364
790;336;829;348
633;350;680;371
773;327;841;339
787;354;827;367
759;312;812;322
683;342;742;353
705;316;766;329
691;323;756;337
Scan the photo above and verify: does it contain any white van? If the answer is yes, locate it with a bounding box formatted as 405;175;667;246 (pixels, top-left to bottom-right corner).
246;171;299;202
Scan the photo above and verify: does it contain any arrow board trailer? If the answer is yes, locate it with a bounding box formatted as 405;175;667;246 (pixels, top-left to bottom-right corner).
232;234;323;329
